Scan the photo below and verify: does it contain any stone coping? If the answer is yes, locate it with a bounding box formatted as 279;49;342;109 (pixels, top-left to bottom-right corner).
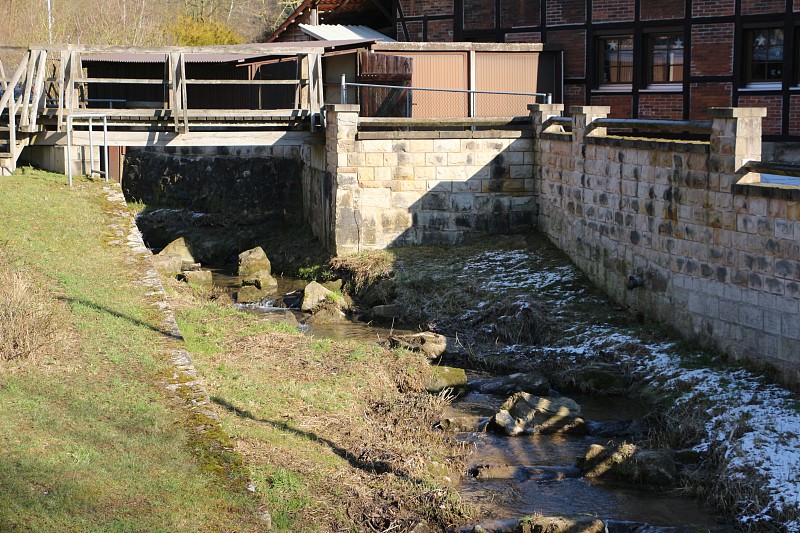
587;135;710;153
732;182;800;200
540;132;571;142
356;130;533;140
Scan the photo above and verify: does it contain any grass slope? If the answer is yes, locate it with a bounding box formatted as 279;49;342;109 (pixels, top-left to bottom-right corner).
0;170;260;531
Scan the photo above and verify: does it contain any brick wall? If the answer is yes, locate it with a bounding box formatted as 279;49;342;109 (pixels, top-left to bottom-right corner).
590;94;632;118
592;0;635;22
427;20;455;41
464;0;496;30
741;0;785;15
564;84;586;112
532;104;800;381
640;0;685;20
690;83;732;120
546;0;585;25
547;30;586;78
639;93;683;120
691;24;734;77
691;0;735;17
506;32;542;43
500;0;540;27
399;0;453;16
738;95;783;136
790;96;800;136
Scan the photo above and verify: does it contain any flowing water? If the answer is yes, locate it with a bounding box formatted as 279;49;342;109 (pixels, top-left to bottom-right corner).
214;271;727;531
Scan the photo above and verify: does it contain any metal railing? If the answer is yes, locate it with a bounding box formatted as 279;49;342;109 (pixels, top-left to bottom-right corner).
66;113;109;186
341;74;551;118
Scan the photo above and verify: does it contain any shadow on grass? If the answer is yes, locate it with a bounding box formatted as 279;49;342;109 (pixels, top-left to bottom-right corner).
211;396;396;476
57;296;183;340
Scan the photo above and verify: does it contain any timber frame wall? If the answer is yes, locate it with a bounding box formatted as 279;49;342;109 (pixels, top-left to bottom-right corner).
389;0;800;143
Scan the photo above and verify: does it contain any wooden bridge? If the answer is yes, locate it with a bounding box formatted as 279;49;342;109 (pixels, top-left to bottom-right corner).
0;43;342;175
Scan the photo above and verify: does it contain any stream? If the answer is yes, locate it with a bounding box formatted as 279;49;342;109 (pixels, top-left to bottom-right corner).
210;270;728;532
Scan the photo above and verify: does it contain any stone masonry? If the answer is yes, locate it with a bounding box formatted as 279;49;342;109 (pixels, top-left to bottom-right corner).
325;104;535;253
320;102;800;379
531;104;800;381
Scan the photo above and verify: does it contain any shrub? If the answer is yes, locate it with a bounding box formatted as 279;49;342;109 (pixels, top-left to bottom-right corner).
166;15;244;46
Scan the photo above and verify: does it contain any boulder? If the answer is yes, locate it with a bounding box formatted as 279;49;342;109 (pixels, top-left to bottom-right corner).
282;310;300;328
236;285;267;304
579;444;676;486
425;366;467;397
370;304;405;319
238;247;272;278
389;332;448;360
436;416;489;433
179;270;213;290
159;237;195;263
322;279;343;292
303;303;347;325
272;290;303;309
152;253;183;277
242;269;278;291
471;372;550;396
359;278;397;307
555;361;633;395
518;516;606;533
490;393;587;437
301;281;332;312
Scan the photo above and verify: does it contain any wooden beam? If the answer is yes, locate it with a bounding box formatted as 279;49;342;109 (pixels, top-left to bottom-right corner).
29;44;325;55
28;50;48;131
57;51;66;131
179;52;189;133
20;51;36;128
32;129;324;147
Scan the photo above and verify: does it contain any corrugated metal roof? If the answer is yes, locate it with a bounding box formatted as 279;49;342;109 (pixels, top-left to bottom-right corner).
82;40;375;63
299;24;394;42
266;0;390;43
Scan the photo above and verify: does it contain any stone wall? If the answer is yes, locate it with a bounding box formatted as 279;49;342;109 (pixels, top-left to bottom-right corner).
531;104;800;380
325;105;536;254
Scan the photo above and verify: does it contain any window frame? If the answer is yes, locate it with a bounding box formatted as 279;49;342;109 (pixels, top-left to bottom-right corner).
645;31;685;90
596;34;635;90
743;26;785;89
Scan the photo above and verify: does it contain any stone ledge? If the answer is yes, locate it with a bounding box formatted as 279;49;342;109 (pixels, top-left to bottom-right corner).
586;135;710;153
541;132;571;142
732;182;800;200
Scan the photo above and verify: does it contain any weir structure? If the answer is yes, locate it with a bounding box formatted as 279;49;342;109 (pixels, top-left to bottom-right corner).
1;44;798;381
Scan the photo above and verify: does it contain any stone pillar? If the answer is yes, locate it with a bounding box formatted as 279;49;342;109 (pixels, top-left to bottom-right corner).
570;106;611;147
709;107;767;192
325;104;361;255
528;104;566;230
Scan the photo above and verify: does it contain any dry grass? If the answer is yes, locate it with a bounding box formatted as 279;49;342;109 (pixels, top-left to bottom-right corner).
330;250;396;293
174;291;473;531
0;248;63;362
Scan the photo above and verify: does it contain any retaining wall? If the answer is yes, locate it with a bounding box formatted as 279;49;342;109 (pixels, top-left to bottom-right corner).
530;104;800;380
325;105;536;253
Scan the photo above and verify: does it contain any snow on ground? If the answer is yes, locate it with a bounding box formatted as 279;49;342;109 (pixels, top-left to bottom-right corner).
460;247;800;529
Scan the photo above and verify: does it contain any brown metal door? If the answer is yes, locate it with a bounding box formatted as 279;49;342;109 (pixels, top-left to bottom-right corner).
357;52;413;117
475;52;539;117
375;50;469;118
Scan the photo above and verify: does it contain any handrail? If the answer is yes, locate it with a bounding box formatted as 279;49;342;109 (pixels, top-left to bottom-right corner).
359;116;531;127
66;113;109;187
591;118;712;135
0;58;27;113
744;160;800;177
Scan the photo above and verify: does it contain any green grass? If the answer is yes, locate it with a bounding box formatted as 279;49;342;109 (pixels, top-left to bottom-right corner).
0;170;260;531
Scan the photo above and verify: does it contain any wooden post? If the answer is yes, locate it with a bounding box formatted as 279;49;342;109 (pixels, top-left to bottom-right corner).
179;52;188;133
169;52;181;133
299;54;310;114
20;51;36;128
0;60;7;92
65;51;76;119
57;50;66;131
27;49;47;131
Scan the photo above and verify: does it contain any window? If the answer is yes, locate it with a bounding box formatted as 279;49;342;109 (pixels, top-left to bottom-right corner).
746;28;784;83
599;36;634;86
648;33;684;85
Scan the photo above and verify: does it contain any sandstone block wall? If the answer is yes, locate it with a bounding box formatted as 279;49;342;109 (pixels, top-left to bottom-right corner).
531;104;800;380
325;105;536;253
